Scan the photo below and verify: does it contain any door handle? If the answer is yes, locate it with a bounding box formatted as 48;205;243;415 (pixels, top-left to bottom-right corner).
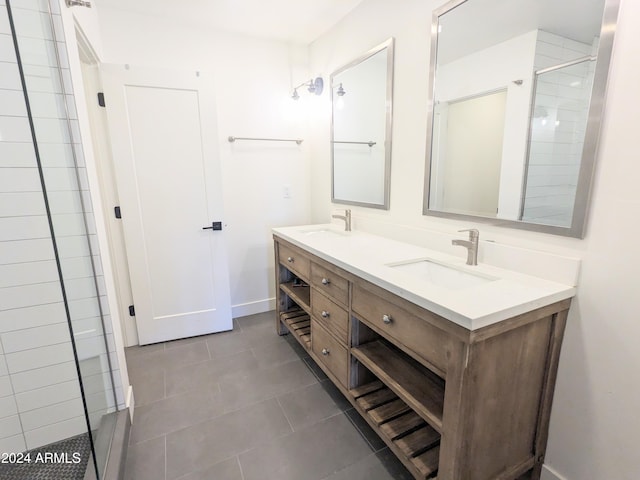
202;221;223;231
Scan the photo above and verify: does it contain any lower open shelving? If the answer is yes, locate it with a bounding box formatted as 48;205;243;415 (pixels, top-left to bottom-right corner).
350;380;440;479
279;308;311;349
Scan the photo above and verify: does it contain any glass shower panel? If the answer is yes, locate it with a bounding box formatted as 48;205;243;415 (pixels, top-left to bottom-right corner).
521;59;596;227
3;1;119;477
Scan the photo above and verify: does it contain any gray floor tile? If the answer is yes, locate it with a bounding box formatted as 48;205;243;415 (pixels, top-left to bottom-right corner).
164;333;210;350
165;351;259;397
124;436;165;480
252;338;301;368
165;398;292;480
236;310;275;330
303;355;329;381
322;448;414;480
277;382;343;431
130;386;224;445
238;412;373;480
127;341;209;375
125;342;165;359
318;379;353;412
205;329;252;359
175;456;243;480
129;368;164;407
218;359;317;412
345;408;387;452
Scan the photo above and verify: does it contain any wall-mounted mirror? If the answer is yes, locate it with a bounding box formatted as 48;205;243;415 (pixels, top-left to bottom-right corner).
423;0;620;237
332;38;394;209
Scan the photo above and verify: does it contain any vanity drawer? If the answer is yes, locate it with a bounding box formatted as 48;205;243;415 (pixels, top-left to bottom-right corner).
311;262;349;306
352;283;450;375
311;289;349;344
312;320;348;388
278;242;310;280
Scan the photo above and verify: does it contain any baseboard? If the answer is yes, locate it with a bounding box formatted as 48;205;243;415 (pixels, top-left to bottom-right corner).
232;298;275;318
125;386;134;423
541;464;567;480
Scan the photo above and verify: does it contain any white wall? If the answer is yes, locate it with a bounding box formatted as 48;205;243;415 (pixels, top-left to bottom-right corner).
95;7;312;319
309;0;640;479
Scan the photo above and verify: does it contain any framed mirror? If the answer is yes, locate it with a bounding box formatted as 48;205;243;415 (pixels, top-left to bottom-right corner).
423;0;620;237
331;38;394;209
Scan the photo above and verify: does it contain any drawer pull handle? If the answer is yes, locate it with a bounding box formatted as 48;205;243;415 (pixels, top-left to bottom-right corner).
382;314;392;324
321;278;330;285
287;256;294;263
321;310;330;318
321;348;330;356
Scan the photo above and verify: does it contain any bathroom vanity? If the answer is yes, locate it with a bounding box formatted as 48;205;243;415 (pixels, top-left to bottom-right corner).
273;225;575;480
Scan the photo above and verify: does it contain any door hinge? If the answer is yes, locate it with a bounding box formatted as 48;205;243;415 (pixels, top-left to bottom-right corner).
128;305;135;317
114;206;121;219
97;92;106;107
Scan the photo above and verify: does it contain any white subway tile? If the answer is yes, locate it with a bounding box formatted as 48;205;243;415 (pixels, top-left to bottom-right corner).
10;360;76;393
55;236;89;259
12;9;53;41
0;238;54;265
20;397;84;431
37;142;74;167
68;297;100;320
75;336;105;362
0;259;57;288
64;277;97;302
22;64;62;94
0;59;21;90
0;358;7;376
0;116;32;142
0;191;46;217
5;341;74;374
15;379;80;412
85;388;112;414
65;94;77;119
32;117;71;143
41;167;78;191
42;190;82;215
14;36;56;67
0;415;22;437
59;256;93;279
0;216;50;242
0;302;67;333
9;0;50;12
51;213;86;237
0;89;27;117
28;91;66;119
0;394;18;418
2;322;70;353
0;374;13;397
0;5;9;34
0;435;27;455
0;142;36;167
0;167;42;192
0;33;14;63
24;415;85;450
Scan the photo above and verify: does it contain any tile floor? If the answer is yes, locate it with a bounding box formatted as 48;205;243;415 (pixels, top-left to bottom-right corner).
124;311;415;480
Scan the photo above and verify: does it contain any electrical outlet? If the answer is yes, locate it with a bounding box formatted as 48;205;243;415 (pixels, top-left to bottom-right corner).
283;185;291;199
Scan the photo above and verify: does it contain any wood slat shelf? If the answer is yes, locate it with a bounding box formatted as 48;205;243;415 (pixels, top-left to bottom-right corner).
279;281;311;312
280;310;311;350
351;341;445;433
350;381;440;479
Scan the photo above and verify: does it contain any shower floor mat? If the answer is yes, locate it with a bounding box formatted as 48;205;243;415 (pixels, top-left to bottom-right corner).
0;433;91;480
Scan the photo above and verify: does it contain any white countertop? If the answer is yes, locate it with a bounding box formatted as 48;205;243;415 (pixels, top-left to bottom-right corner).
273;224;576;331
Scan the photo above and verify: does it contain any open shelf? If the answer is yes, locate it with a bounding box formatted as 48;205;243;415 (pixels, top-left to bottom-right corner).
280;309;311;350
279;281;311;312
351;340;445;432
350;380;440;479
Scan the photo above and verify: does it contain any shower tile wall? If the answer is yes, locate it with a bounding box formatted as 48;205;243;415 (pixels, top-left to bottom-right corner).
0;0;121;453
522;31;596;226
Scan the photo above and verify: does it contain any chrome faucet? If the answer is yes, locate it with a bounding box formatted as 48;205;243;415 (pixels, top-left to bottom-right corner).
452;229;479;266
332;209;351;232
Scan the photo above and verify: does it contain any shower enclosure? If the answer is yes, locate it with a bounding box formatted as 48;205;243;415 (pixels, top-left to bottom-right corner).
1;1;122;478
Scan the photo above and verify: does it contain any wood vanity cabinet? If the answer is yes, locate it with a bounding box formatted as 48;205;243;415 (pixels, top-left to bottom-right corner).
274;236;570;480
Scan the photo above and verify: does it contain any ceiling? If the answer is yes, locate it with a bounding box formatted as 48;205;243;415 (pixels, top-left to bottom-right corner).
94;0;365;44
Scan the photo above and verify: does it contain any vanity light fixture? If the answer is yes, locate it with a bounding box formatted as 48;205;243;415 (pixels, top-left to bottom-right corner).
291;77;324;100
335;83;346;109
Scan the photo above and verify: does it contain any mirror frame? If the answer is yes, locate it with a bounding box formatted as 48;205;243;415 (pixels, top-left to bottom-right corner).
331;37;395;210
422;0;621;238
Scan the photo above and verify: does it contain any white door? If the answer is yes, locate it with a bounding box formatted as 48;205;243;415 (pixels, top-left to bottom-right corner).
100;65;232;345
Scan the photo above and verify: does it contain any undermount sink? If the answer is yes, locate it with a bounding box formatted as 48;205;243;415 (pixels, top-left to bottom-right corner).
388;258;497;290
298;227;346;236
